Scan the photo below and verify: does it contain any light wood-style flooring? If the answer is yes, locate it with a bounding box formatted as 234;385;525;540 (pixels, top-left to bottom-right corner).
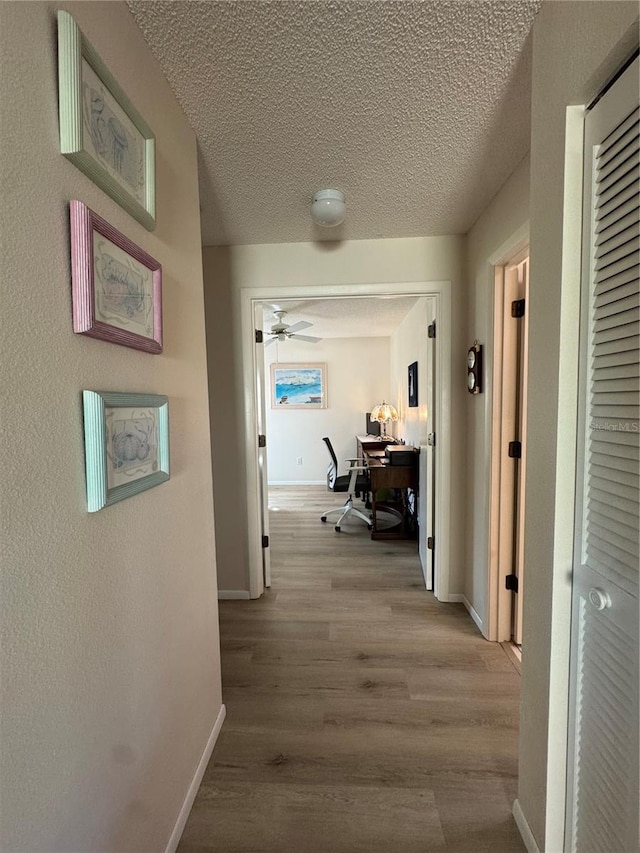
178;486;525;852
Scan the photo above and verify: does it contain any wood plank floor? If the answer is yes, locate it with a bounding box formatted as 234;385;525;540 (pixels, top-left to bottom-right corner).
178;486;525;853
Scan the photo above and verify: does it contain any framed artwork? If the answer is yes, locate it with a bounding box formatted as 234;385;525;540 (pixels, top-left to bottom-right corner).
70;201;162;353
408;361;418;407
58;11;156;231
83;391;169;512
270;363;327;409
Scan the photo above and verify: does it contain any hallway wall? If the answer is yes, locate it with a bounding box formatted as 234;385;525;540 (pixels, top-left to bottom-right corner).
203;236;467;596
0;3;222;851
520;2;639;850
464;154;530;635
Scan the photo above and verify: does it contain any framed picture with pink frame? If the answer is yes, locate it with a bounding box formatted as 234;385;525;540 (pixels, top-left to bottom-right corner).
70;200;163;353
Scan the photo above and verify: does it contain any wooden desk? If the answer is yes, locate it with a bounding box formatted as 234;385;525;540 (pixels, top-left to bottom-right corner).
363;450;418;540
356;434;393;463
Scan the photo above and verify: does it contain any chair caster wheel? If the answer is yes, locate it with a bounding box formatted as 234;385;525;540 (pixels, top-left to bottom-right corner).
368;524;373;531
321;517;327;523
335;526;341;532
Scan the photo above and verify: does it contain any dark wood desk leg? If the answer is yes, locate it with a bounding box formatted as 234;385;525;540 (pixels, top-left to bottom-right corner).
370;490;377;533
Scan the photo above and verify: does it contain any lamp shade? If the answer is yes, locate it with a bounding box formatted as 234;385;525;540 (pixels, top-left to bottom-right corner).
311;189;345;226
370;401;398;424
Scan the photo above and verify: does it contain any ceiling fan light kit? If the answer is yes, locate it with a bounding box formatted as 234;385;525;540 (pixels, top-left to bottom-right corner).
311;189;345;226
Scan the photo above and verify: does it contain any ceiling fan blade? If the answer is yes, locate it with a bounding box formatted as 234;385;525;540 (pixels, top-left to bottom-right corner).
264;336;277;347
290;334;321;343
285;320;313;334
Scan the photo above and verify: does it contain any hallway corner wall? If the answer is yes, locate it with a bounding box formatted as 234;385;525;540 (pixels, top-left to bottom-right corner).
0;4;222;851
202;246;251;593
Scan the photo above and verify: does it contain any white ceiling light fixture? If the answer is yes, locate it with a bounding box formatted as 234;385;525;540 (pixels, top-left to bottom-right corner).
311;189;346;226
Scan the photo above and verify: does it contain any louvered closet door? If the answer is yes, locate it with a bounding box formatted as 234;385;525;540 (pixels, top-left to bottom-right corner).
566;57;639;853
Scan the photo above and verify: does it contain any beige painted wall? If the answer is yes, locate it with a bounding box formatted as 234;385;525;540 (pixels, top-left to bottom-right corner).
520;3;638;850
390;297;432;451
464;155;530;633
203;237;466;596
202;247;250;593
266;336;390;483
0;3;222;851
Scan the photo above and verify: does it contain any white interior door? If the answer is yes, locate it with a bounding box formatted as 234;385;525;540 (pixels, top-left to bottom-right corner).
419;302;436;590
566;57;639;853
420;299;437;590
254;302;271;588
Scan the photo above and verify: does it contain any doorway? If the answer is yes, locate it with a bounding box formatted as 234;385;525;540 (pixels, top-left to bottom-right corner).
490;247;530;648
240;281;453;602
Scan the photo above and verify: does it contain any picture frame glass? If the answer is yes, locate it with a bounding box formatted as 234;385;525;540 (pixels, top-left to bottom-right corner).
271;364;327;409
81;58;146;206
408;361;418;407
105;404;160;490
93;229;154;337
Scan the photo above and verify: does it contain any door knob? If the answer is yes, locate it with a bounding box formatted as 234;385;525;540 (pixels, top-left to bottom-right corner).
588;588;612;611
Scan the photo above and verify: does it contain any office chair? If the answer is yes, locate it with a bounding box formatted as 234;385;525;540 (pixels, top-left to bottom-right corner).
320;436;372;532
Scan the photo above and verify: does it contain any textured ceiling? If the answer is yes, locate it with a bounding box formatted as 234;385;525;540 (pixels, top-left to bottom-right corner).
128;0;542;246
263;296;420;339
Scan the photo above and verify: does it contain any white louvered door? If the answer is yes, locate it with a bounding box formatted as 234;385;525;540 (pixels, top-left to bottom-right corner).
566;57;639;853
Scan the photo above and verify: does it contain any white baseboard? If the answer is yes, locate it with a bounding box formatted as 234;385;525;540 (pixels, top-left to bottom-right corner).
218;590;250;600
165;703;226;853
268;480;325;486
462;595;484;634
512;799;541;853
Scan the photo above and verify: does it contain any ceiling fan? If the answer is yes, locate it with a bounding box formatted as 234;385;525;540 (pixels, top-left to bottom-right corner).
264;310;322;347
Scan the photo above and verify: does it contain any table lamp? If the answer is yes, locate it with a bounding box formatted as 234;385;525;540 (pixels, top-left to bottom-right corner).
370;401;398;440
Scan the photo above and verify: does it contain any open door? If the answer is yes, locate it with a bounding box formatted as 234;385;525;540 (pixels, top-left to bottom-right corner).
419;303;437;590
491;248;529;645
254;302;271;589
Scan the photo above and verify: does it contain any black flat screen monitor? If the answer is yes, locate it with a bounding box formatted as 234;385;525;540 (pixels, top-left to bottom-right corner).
365;413;381;436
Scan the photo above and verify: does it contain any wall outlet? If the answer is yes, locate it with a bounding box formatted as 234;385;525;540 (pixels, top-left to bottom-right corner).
296;457;303;466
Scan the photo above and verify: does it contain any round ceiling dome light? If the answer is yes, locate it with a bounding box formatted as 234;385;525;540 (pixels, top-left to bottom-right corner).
311;189;346;226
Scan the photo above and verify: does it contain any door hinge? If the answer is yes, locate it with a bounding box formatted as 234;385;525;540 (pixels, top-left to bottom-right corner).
427;536;435;550
508;440;522;458
258;434;266;448
427;433;436;447
262;535;270;548
428;321;436;339
511;299;526;318
255;329;264;343
505;573;519;592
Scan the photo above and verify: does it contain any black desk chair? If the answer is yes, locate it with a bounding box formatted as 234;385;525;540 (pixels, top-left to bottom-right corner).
320;436;372;532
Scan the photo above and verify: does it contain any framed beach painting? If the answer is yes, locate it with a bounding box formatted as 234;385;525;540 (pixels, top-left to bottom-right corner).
83;391;170;512
270;363;327;409
70;201;162;353
58;11;156;230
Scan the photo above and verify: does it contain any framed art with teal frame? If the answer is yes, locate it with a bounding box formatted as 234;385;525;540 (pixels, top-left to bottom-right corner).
57;11;156;231
83;391;169;512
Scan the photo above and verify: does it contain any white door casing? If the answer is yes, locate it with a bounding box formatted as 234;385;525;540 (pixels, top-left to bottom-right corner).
486;225;530;643
240;281;452;601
